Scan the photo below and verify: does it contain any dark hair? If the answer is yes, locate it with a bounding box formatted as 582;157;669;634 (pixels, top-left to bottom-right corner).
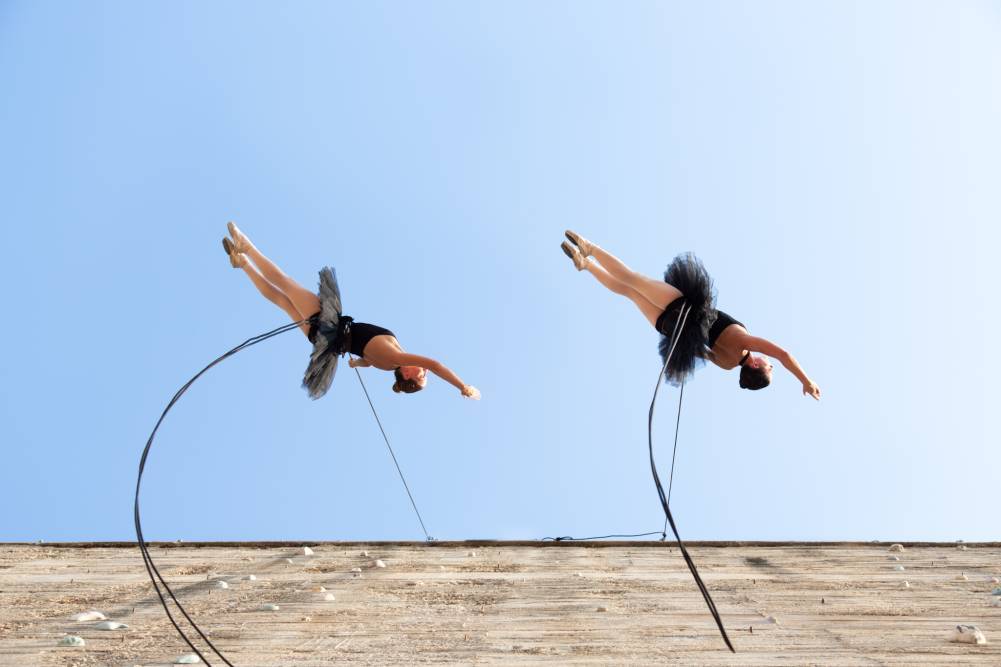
393;368;424;394
739;364;771;391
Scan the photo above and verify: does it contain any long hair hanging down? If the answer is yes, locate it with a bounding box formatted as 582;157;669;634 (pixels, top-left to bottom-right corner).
302;267;348;399
657;252;717;385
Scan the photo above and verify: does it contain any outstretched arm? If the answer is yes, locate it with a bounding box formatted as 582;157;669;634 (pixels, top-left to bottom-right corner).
392;352;480;399
744;335;821;400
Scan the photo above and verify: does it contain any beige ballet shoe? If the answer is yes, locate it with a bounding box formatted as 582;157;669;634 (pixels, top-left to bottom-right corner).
564;230;594;257
561;241;588;271
227;221;252;253
221;237;246;268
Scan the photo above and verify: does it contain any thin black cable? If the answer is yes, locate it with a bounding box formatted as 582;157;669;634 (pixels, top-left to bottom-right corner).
354;367;433;542
137;312;731;654
541;531;664;542
135;319;306;666
662;380;685;536
666;381;685;507
649;303;735;652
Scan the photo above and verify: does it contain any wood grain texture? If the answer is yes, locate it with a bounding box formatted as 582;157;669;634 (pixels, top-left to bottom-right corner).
1;542;998;665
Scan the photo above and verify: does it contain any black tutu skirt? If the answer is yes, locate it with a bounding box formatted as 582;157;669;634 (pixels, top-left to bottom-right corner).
655;253;717;385
302;267;353;400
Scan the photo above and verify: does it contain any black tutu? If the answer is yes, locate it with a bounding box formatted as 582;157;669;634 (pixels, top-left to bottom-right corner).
655;253;717;385
302;267;353;400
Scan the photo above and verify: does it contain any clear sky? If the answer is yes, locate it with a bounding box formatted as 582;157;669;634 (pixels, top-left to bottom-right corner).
1;1;999;543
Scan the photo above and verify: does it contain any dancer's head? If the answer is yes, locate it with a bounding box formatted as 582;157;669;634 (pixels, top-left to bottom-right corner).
739;356;772;391
393;366;427;394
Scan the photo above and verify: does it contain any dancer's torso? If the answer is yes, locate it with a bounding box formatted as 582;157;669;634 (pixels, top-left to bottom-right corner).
706;309;748;369
656;300;749;370
349;322;396;358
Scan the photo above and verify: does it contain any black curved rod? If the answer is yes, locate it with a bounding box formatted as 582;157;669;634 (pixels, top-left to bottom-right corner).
135;319;306;666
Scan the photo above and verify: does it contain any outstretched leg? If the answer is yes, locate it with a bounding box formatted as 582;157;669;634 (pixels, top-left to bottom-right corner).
583;261;664;328
227;222;321;317
588;242;681;310
236;261;312;338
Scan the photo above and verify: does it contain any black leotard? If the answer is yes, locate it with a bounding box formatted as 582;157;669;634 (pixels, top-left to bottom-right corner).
347;322;396;357
307;316;395;357
707;310;744;349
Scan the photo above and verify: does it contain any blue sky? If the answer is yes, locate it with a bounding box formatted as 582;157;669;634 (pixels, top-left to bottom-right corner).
1;1;999;543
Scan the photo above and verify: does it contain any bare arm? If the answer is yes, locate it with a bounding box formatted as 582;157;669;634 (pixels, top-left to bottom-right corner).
392;352;479;398
744;335;821;400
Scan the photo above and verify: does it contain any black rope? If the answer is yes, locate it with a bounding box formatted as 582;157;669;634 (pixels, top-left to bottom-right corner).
541;531;664;542
354;367;433;542
544;312;692;544
662;380;685;536
649;302;735;652
136;310;732;655
135;318;305;666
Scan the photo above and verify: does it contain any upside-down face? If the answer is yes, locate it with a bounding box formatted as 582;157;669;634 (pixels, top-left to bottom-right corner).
393;366;428;394
747;355;773;375
739;355;773;390
398;366;427;386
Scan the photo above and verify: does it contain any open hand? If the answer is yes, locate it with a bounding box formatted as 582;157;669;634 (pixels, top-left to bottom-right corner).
348;357;362;368
802;380;821;401
461;385;481;400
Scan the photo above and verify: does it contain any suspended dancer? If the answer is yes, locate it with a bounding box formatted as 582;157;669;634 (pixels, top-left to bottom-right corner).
560;231;820;398
222;222;480;400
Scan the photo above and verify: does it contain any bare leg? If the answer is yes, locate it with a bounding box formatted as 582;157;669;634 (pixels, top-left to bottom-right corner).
228;223;320;317
590;243;681;309
239;262;312;338
584;262;664;328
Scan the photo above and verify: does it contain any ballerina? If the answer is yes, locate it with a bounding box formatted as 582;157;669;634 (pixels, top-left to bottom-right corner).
560;231;820;399
222;222;480;401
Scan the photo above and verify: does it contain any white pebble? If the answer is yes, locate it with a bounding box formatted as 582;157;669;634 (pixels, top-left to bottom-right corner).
244;575;257;581
260;603;280;611
361;550;369;557
957;544;968;551
764;615;779;625
95;621;128;630
174;654;201;664
894;565;906;572
575;572;585;578
950;624;987;645
285;558;294;564
215;581;229;589
324;593;336;601
956;573;969;581
303;547;314;556
468;551;477;557
374;560;386;569
58;635;86;646
350;567;362;573
902;581;911;589
314;586;327;592
71;610;106;622
990;577;1000;584
888;544;905;552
